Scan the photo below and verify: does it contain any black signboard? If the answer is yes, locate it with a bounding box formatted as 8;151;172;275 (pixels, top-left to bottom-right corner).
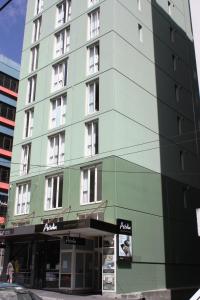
64;236;85;245
117;219;132;263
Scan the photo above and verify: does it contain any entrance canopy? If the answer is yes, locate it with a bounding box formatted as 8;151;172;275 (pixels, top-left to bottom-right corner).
0;219;117;241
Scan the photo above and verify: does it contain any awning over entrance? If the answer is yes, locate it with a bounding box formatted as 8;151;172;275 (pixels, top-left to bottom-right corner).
0;219;117;241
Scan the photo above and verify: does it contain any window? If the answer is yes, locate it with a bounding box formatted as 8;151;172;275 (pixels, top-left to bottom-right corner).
88;0;99;7
177;116;183;135
175;84;181;102
45;174;63;210
78;211;103;220
35;0;44;15
33;17;42;43
172;54;177;71
21;144;31;175
80;164;102;204
170;27;175;43
138;24;143;42
168;1;172;15
180;150;184;170
56;0;71;28
0;72;19;93
0;167;10;183
137;0;142;11
0;133;13;151
85;120;98;156
24;109;34;138
30;45;39;72
52;60;68;92
48;132;65;166
0;102;15;121
49;94;66;129
27;75;37;103
54;27;70;58
86;80;99;114
88;9;100;39
15;183;30;215
88;43;99;75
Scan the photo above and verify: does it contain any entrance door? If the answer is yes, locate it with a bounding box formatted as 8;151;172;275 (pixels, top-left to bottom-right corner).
60;252;72;288
75;252;93;289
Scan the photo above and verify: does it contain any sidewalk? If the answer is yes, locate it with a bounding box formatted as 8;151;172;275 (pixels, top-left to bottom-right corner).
32;289;116;300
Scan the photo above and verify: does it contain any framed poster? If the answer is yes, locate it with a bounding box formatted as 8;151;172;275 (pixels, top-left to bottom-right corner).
117;219;132;263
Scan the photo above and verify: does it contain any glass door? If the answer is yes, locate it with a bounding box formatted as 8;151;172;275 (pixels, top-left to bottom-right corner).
60;252;72;288
75;252;93;289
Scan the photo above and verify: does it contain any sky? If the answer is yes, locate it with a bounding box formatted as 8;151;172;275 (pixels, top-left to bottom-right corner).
0;0;27;64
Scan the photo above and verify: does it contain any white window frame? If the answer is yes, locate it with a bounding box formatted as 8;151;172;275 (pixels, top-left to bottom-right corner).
35;0;44;16
170;27;175;43
56;0;71;28
44;174;63;210
49;94;67;129
15;183;31;215
27;75;37;104
80;165;101;205
32;17;42;43
137;0;142;11
21;144;31;175
24;109;34;138
47;132;65;166
168;1;172;15
138;24;143;43
54;27;70;58
87;43;99;75
88;9;100;40
86;80;99;115
30;45;39;72
88;0;99;7
52;60;68;92
85;120;98;157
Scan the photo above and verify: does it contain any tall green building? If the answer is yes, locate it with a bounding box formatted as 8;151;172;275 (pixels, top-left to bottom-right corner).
1;0;200;298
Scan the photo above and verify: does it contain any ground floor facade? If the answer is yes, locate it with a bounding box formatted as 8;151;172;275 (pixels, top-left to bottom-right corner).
2;157;200;298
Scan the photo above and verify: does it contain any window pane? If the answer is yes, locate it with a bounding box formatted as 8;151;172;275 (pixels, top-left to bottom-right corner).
90;168;95;202
58;176;63;207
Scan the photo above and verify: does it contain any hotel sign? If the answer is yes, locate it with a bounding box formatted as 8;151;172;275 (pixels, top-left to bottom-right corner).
117;219;132;263
64;236;85;245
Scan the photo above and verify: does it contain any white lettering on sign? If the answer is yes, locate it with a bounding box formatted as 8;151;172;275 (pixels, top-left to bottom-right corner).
43;223;57;232
120;222;131;231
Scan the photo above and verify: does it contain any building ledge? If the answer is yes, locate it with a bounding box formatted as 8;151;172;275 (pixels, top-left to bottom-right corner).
0;182;9;190
0;85;18;99
0;116;15;127
0;148;12;158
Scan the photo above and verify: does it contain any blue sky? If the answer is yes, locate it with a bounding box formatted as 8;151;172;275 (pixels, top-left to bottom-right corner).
0;0;27;64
